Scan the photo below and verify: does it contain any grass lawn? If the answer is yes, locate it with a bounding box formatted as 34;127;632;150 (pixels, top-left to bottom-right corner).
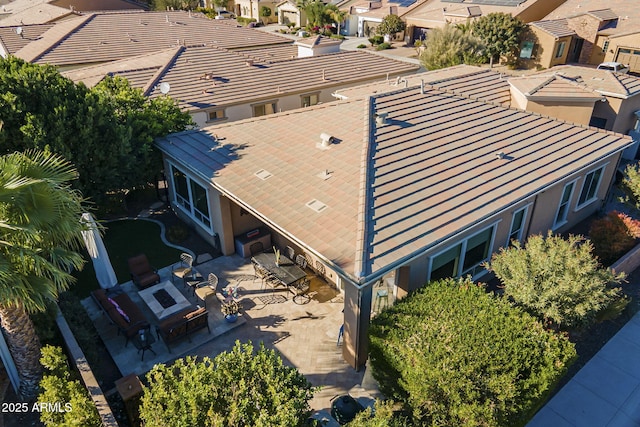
71;219;183;298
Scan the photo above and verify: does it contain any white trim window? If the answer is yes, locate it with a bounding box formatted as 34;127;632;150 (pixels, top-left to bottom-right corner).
554;181;575;229
577;166;604;209
170;164;213;233
507;206;528;245
428;224;496;281
301;93;319;108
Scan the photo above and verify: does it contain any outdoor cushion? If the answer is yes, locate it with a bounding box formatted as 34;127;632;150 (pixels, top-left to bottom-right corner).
108;297;130;323
185;307;206;320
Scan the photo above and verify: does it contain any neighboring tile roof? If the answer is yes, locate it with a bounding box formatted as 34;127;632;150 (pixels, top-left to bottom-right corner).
334;65;512;107
587;9;619;21
400;0;546;22
545;1;639;36
65;45;419;112
239;45;298;63
0;3;76;25
12;11;291;66
61;47;180;87
508;74;603;101
157;86;632;281
543;65;640;99
0;23;54;54
529;18;576;38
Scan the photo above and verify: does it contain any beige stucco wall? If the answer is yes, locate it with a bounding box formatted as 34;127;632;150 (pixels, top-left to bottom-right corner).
515;0;565;23
611;95;640;135
519;28;570;70
603;33;640;66
525;100;595;126
592;96;622;131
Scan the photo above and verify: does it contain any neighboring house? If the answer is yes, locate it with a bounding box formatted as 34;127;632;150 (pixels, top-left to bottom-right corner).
0;0;146;25
156;78;632;369
233;0;279;23
275;0;307;27
396;0;564;44
1;11;290;69
523;3;640;72
62;36;418;127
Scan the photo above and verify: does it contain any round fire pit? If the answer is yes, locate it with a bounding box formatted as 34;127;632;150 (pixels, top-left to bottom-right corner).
330;395;365;425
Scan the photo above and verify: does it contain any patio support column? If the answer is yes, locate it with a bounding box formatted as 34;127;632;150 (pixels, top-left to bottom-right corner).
217;195;235;256
342;282;372;370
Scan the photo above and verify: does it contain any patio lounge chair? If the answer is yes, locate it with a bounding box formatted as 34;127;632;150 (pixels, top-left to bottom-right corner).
195;273;218;309
171;253;193;286
128;254;160;289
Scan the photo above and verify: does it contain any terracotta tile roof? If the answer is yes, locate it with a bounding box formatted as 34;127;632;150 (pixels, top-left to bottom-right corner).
157;86;632;281
508;74;603;101
530;18;576;38
237;45;299;63
65;45;419;112
61;47;180;87
334;65;512;107
0;3;76;25
545;1;640;36
13;11;291;66
543;65;640;99
0;23;54;54
401;0;546;22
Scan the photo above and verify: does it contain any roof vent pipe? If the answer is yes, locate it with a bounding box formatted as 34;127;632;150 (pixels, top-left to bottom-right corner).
376;111;388;125
420;79;424;94
320;132;334;147
246;59;254;66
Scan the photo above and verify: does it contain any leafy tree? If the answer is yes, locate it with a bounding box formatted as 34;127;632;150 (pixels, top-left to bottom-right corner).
589;211;640;266
38;345;101;426
487;232;624;330
260;6;272;24
368;277;576;427
0;150;86;398
140;341;316;426
300;0;330;28
376;14;405;39
151;0;199;11
471;12;525;67
419;24;484;70
0;56;192;203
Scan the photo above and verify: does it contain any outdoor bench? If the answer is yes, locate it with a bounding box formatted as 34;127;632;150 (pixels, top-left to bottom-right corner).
155;306;210;352
92;287;150;346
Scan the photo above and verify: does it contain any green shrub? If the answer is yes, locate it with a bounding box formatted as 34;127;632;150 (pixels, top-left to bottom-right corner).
590;211;639;266
140;341;316;426
368;278;576;427
368;35;384;45
38;346;101;427
58;292;99;367
376;42;391;50
487;232;625;330
236;16;257;26
356;43;367;49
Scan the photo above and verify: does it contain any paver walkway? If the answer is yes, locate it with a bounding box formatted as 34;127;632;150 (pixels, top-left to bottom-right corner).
528;311;640;426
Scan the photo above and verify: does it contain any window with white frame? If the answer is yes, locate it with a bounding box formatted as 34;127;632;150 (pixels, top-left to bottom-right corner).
301;93;319;108
508;206;528;245
519;41;534;59
429;225;496;281
555;41;566;58
252;101;277;117
170;165;212;231
577;166;604;208
554;181;575;228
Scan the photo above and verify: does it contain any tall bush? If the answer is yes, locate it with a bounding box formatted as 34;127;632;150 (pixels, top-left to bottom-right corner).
590;211;640;265
38;345;101;427
487;232;624;329
368;278;576;427
140;341;315;426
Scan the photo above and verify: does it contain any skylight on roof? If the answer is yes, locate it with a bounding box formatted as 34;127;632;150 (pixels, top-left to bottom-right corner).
255;169;273;180
306;199;327;213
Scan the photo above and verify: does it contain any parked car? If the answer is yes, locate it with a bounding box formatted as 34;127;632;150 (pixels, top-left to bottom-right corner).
214;10;236;19
597;62;630;74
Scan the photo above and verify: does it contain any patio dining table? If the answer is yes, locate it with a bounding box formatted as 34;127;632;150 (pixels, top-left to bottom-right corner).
252;252;307;287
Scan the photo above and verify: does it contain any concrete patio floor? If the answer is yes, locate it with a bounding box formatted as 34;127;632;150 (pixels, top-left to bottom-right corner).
84;253;381;417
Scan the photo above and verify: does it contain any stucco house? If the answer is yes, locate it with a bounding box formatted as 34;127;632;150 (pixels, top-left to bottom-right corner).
61;37;418;127
155;73;633;368
523;3;640;73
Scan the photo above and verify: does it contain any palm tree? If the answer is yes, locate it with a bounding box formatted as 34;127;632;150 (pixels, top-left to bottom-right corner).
0;150;86;399
325;5;347;36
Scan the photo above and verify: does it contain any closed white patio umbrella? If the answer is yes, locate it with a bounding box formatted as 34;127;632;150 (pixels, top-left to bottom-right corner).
80;213;118;289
